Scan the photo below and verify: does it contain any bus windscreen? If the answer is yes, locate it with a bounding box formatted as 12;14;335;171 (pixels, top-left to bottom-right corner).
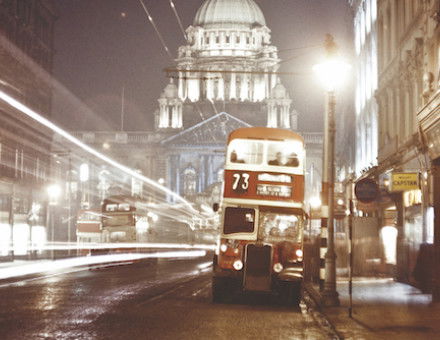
223;207;255;234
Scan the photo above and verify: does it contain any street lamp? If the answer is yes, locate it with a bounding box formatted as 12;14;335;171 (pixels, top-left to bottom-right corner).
47;184;61;205
314;34;350;307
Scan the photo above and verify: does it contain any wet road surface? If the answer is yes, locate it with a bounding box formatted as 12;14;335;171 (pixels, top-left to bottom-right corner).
0;256;334;339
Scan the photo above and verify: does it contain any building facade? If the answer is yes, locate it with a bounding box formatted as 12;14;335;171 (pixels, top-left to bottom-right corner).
0;0;56;256
353;0;439;290
351;0;379;175
156;0;298;130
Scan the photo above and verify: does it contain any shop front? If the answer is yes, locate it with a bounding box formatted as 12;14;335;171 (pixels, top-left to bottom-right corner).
418;90;440;300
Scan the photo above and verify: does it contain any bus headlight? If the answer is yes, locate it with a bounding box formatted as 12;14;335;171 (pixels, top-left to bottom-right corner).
273;263;283;273
220;244;228;253
295;249;303;259
233;260;243;271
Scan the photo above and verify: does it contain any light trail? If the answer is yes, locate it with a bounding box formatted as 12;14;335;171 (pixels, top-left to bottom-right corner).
5;241;216;251
0;250;207;281
0;90;201;218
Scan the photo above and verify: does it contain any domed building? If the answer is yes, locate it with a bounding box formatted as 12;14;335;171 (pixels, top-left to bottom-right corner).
155;0;296;130
72;0;322;212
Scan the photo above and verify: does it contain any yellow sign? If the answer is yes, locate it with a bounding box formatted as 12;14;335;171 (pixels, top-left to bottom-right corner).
391;173;419;192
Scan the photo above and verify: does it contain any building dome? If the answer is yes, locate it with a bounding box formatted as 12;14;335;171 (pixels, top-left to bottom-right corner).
194;0;266;29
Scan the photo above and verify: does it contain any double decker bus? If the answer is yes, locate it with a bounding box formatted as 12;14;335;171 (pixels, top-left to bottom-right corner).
76;209;102;243
101;195;148;242
101;195;196;244
213;127;306;305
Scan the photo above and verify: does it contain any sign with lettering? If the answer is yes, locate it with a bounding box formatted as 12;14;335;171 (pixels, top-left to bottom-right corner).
390;173;419;192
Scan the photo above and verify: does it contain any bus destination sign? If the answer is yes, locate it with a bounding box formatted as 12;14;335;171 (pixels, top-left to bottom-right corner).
257;184;292;198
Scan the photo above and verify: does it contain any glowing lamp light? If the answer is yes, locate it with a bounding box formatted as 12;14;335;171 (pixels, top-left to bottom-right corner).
79;163;89;182
309;196;322;209
47;184;61;205
233;260;243;271
147;211;159;222
313;58;351;91
273;263;283;273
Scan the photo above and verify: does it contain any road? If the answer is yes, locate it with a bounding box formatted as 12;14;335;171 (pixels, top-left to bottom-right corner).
0;255;335;339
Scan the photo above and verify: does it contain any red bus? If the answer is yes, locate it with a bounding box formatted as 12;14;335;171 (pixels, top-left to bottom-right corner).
213;127;306;305
76;209;102;243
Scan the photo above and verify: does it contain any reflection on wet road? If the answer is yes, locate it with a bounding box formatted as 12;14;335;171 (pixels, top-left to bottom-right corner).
0;257;333;339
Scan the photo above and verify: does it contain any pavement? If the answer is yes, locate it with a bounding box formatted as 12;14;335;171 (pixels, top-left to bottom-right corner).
305;277;440;340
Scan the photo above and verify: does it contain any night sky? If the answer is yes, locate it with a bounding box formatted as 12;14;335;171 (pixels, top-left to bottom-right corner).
53;0;353;132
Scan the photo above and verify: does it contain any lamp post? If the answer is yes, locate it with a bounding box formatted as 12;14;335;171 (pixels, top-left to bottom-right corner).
47;184;61;259
314;34;350;307
79;163;89;208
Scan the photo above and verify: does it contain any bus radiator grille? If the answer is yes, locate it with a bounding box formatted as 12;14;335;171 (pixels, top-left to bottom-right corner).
243;244;272;291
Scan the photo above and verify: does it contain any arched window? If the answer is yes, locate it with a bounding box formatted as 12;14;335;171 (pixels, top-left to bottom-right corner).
183;167;197;196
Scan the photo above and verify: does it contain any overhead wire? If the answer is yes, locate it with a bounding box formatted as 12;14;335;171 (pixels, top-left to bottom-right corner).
278;44;322;53
169;0;187;41
138;0;173;59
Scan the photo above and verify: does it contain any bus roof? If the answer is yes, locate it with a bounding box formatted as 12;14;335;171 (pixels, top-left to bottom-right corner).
228;127;304;144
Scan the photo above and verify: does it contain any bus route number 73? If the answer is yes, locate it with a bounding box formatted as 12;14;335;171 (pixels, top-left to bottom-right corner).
232;172;250;193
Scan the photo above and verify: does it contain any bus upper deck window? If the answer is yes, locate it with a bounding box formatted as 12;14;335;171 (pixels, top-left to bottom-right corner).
228;140;263;165
267;142;300;167
268;152;299;167
105;204;118;212
119;203;130;211
230;150;245;163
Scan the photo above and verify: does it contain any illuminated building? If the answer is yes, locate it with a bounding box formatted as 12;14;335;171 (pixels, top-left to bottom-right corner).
155;0;297;130
0;0;56;255
350;0;440;291
71;0;323;215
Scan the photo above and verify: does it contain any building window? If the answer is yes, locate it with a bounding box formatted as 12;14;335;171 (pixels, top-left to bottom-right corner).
216;36;220;44
183;167;197;196
236;36;240;44
226;36;230;44
168;106;173;127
